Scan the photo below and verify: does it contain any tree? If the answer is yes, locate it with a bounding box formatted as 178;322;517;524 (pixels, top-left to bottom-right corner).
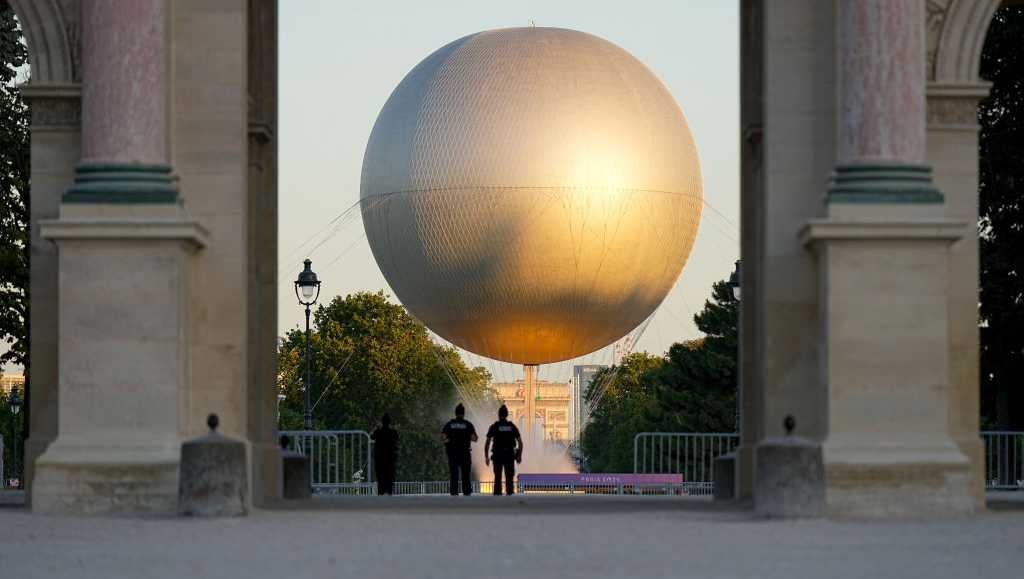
0;1;28;370
579;278;738;472
645;281;737;434
0;1;29;485
579;352;663;473
277;291;492;480
979;5;1024;430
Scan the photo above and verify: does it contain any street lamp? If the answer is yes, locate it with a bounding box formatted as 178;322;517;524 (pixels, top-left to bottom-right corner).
9;387;22;488
294;259;321;433
276;393;287;427
727;260;742;435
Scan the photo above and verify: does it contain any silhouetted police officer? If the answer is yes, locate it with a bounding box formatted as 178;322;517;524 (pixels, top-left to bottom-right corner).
441;403;477;496
371;413;398;495
485;405;523;495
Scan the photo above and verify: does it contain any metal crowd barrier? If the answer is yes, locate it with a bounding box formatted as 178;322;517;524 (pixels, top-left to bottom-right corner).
312;480;711;496
278;430;373;487
278;430;1024;494
318;481;497;495
633;431;1024;490
982;431;1024;490
633;432;740;483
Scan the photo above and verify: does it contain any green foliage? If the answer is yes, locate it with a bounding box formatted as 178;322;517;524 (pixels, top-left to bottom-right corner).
646;281;738;433
579;352;662;472
580;279;738;472
277;291;491;480
979;6;1024;430
0;1;30;370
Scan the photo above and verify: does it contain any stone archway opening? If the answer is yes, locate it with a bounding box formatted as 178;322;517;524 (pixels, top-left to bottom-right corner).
977;2;1024;487
6;0;1012;517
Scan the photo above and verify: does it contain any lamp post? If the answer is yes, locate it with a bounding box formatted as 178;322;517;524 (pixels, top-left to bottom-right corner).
276;393;287;427
294;259;321;434
727;260;742;435
9;387;22;488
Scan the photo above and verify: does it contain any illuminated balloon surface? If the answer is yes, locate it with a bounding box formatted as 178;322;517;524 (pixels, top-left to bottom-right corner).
361;27;702;364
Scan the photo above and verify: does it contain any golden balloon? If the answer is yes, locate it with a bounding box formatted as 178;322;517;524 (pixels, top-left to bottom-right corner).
361;27;702;364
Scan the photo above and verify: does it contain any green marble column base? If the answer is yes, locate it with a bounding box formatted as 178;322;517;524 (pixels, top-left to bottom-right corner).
63;162;179;204
827;163;943;204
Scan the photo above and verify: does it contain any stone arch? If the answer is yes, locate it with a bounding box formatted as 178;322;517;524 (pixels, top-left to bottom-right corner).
8;0;78;84
928;0;1013;83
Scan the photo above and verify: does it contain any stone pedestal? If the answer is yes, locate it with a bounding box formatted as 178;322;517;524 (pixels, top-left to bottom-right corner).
32;205;206;514
803;219;973;517
178;416;248;517
754;436;824;518
282;449;311;500
713;452;736;501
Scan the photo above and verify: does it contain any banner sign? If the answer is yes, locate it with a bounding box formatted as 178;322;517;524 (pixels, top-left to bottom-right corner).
518;473;684;484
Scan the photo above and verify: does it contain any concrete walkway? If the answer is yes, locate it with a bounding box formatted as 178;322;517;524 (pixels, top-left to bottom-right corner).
3;495;1023;579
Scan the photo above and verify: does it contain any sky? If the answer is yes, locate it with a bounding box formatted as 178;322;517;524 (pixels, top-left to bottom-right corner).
282;0;739;379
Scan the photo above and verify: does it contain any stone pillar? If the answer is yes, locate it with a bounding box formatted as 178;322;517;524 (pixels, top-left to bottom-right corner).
828;0;940;204
927;82;990;512
21;84;81;507
67;0;175;202
246;0;282;504
738;0;835;502
736;0;764;502
33;0;208;514
800;0;973;517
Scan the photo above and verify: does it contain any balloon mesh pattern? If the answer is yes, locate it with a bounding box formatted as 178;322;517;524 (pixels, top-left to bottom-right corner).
361;28;703;364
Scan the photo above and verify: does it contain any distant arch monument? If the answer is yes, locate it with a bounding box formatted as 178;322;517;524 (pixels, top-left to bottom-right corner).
7;0;1008;516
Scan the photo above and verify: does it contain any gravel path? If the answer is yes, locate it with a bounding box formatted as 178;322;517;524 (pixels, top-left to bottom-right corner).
3;495;1022;579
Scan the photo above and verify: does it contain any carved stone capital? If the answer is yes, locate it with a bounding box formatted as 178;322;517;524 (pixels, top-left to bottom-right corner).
21;83;81;131
926;82;991;128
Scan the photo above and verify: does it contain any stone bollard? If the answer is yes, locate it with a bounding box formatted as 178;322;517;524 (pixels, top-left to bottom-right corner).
713;452;736;501
754;416;825;518
178;414;248;517
280;435;311;500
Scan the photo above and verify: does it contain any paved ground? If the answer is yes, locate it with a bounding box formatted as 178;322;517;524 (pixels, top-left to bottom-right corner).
2;494;1023;579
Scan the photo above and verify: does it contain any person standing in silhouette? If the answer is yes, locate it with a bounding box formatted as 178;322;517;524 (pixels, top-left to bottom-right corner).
441;403;477;496
371;413;398;495
485;404;523;496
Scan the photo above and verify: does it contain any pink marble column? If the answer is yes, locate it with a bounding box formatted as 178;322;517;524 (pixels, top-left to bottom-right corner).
830;0;938;203
838;0;926;165
839;0;929;162
80;0;168;165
